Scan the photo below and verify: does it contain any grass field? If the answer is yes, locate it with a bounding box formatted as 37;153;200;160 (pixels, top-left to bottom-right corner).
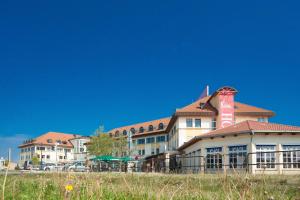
1;172;300;200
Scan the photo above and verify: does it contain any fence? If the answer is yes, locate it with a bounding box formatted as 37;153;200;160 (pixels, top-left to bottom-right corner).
89;150;300;174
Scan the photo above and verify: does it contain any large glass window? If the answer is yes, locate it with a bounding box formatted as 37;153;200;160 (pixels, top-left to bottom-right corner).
137;139;145;145
195;119;201;128
156;135;166;143
186;118;193;128
146;137;155;144
228;145;247;169
283;145;300;169
256;145;276;169
206;147;223;169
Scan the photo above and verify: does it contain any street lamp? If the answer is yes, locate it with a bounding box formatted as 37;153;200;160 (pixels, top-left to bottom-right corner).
55;142;59;169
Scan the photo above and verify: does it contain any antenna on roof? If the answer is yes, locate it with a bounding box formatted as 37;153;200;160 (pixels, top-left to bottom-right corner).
198;85;210;100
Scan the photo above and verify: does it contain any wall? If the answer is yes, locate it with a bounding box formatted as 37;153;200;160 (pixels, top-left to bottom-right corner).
180;133;300;174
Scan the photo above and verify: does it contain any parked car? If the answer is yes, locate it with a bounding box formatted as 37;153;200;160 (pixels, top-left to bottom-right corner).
65;162;90;172
42;163;56;171
24;161;39;170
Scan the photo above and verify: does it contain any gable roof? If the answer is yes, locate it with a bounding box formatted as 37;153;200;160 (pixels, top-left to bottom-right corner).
177;120;300;151
175;96;274;116
108;117;171;138
19;132;80;148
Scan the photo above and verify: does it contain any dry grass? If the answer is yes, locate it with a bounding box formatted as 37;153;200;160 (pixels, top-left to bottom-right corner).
1;172;300;200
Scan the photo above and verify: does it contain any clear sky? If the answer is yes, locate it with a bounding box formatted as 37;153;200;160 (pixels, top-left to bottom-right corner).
1;0;300;161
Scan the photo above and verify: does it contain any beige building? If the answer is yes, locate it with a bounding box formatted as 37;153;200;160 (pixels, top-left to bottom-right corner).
108;86;300;174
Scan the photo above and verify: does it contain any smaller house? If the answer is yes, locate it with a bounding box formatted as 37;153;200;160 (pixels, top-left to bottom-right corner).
0;157;5;170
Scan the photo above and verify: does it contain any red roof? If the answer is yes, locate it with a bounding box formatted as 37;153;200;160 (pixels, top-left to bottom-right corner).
108;117;171;137
178;120;300;151
176;96;274;116
19;132;80;148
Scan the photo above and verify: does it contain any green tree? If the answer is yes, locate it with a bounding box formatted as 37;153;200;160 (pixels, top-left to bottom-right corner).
31;156;40;166
88;126;114;156
112;136;129;157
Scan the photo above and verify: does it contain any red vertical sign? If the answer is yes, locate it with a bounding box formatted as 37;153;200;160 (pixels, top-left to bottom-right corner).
219;90;235;129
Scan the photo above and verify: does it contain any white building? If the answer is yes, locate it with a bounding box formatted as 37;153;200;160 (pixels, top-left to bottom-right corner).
0;157;5;170
69;136;90;162
108;86;300;174
18;132;87;166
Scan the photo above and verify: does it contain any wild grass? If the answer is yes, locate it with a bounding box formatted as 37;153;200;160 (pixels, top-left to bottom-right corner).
1;172;300;200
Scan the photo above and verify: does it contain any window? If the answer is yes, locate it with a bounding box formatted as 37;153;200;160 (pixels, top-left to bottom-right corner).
228;145;247;169
195;119;201;128
258;118;266;122
115;131;120;137
206;147;223;169
109;133;113;137
158;123;164;130
148;125;154;131
256;145;276;169
212;118;217;130
46;155;50;159
130;128;136;135
186;119;193;128
137;139;145;145
146;137;155;144
156;136;166;143
80;148;84;152
156;148;160;154
123;130;127;136
138;149;145;156
139;127;144;133
59;156;63;160
283;145;300;169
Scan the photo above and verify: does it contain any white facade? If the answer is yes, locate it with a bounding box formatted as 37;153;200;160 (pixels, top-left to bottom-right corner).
69;137;90;162
19;145;73;166
168;116;265;152
179;133;300;174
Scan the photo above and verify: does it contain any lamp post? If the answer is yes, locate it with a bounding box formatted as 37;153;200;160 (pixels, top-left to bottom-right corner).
40;144;43;170
55;142;59;169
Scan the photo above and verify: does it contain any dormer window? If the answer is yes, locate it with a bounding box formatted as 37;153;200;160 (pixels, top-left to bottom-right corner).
139;127;144;133
47;139;53;143
130;128;136;135
56;140;62;144
158;123;164;130
115;131;120;137
200;103;206;109
123;130;127;136
148;125;154;132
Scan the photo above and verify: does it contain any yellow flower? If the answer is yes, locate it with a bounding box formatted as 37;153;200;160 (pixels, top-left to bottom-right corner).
65;184;74;192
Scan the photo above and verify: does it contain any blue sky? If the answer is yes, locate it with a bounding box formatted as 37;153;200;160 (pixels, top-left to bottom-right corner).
1;0;300;161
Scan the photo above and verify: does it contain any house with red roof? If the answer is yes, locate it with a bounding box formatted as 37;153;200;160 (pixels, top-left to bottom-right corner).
109;86;300;174
18;132;90;167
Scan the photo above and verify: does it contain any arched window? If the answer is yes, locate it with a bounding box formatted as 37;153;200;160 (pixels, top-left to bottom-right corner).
158;123;164;130
123;130;127;136
148;125;154;131
130;128;136;135
139;127;144;133
115;131;120;137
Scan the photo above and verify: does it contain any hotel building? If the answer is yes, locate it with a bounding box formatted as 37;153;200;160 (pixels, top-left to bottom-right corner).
18;132;90;166
108;86;300;174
